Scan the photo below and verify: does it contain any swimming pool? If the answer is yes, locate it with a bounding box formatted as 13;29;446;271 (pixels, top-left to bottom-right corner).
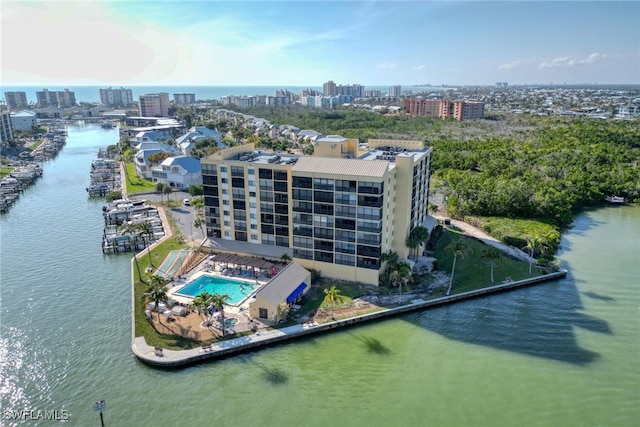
175;274;256;305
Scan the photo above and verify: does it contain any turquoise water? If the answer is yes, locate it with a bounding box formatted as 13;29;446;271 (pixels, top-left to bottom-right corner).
0;124;638;426
175;274;256;304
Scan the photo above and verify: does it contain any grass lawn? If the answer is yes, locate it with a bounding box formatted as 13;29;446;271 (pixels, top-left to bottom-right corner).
0;167;14;179
432;228;541;297
123;162;157;194
132;224;543;349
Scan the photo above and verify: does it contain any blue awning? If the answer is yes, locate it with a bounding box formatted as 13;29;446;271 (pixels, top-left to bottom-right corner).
286;282;307;304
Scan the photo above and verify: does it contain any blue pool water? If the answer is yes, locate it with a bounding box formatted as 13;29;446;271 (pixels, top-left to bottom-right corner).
176;274;256;305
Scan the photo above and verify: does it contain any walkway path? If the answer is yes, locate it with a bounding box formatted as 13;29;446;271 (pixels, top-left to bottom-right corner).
431;213;534;263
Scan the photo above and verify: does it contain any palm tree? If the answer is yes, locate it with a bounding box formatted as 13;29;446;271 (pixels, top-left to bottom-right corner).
391;261;413;304
120;221;145;282
155;182;165;203
210;294;229;335
407;226;430;259
445;238;469;296
193;212;205;250
323;285;346;320
405;227;428;260
524;235;544;276
280;253;292;264
380;250;400;283
162;185;172;205
190;291;214;326
143;275;169;323
136;221;155;267
481;245;503;284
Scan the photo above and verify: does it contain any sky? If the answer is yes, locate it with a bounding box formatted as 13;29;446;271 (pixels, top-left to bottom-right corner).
1;1;639;86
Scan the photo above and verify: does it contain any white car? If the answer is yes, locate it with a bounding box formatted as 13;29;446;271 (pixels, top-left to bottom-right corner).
183;198;190;206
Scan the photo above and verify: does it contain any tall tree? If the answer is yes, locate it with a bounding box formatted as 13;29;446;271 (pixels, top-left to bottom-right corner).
481;245;503;284
190;291;215;326
524;235;544;276
136;221;155;267
120;221;145;283
391;261;413;304
407;226;430;259
210;294;229;336
143;275;169;323
323;285;346;320
380;250;400;283
445;238;470;296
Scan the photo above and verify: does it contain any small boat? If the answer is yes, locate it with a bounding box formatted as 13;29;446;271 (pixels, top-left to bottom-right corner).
605;196;626;204
101;121;114;129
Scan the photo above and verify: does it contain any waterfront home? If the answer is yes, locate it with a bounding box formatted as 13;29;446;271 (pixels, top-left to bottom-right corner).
150;155;202;189
9;111;37;131
249;262;311;323
176;126;224;156
133;141;180;179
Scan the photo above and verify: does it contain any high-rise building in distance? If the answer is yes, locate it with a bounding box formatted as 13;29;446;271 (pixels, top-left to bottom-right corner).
173;93;196;105
138;93;170;117
4;91;28;109
99;87;134;106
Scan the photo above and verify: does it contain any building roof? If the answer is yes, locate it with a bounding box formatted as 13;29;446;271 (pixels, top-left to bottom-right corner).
160;156;201;173
291;156;389;178
10;111;36;117
316;135;347;144
255;262;310;306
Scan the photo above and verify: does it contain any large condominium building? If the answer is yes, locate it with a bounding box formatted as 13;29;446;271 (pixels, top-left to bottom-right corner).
323;80;337;96
173;93;196;105
36;89;76;108
201;138;432;286
403;98;441;117
0;111;14;143
4;91;28;109
440;100;485;121
99;87;134;106
404;98;485;121
139;93;170;117
323;81;365;98
388;85;402;97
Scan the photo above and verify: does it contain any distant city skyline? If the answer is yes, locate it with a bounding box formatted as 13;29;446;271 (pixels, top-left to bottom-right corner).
2;1;638;86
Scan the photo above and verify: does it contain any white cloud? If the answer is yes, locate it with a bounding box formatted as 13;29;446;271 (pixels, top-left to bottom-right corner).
376;63;398;69
498;61;521;70
579;52;607;64
412;65;426;71
538;53;607;70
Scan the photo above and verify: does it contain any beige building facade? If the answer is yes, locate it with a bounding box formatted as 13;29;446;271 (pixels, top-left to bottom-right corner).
201;138;432;286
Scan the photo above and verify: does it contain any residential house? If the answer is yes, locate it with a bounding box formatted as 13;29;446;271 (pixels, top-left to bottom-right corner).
150;156;202;189
10;111;37;131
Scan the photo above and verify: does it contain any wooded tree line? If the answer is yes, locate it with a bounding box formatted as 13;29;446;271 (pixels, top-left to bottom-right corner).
433;119;640;228
227;106;639;253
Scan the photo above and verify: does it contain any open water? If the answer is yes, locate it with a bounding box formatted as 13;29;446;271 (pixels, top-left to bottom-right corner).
0;124;639;426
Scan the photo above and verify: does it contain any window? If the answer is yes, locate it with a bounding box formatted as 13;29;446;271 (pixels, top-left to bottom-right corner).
221;178;228;184
259;168;272;179
248;168;255;175
221;189;228;195
335;180;357;192
313;178;334;190
231;166;244;177
274;170;288;181
248;181;255;187
220;166;227;173
292;176;312;188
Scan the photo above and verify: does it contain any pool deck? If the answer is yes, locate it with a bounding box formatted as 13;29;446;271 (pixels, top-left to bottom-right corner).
133;269;567;368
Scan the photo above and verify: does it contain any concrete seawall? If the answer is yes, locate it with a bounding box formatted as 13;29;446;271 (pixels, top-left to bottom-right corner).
132;269;567;368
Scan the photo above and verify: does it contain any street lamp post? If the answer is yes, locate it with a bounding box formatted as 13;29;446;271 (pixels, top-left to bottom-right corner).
94;400;106;426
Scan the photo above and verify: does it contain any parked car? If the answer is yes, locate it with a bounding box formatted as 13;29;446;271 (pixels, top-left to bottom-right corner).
183;198;190;206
